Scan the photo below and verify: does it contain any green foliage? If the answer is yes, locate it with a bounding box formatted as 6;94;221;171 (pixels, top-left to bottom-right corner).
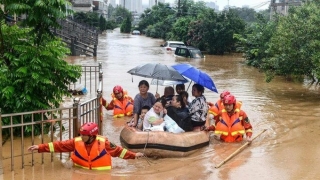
105;20;117;30
110;6;131;25
120;16;132;33
187;9;245;54
234;13;277;68
74;12;100;28
263;2;320;82
231;7;258;23
139;1;247;54
139;3;175;37
166;16;194;42
1;0;82;136
237;0;320;84
73;12;114;31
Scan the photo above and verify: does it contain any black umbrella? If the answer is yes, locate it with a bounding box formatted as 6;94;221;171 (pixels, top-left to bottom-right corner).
127;63;186;92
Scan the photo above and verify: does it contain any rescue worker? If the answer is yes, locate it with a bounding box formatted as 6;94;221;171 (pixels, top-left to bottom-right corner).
206;95;253;143
27;122;144;170
101;85;134;118
206;90;242;126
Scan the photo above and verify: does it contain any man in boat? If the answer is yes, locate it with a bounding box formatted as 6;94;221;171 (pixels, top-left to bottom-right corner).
155;86;175;107
27;122;144;170
101;85;134;118
206;94;252;143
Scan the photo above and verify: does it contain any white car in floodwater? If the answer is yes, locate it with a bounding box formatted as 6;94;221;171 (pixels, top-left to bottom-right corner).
160;41;185;51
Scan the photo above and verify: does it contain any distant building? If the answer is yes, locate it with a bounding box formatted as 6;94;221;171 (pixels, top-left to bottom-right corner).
120;0;143;13
109;0;116;7
270;0;302;15
205;1;219;12
92;0;108;18
72;0;108;18
72;0;94;12
149;0;165;8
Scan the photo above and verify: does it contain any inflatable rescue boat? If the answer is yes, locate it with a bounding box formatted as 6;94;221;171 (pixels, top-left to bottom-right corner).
120;126;210;158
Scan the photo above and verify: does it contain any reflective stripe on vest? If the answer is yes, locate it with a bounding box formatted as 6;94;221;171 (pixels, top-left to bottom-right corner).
215;109;245;136
119;149;128;159
48;142;54;152
74;163;111;170
71;135;112;170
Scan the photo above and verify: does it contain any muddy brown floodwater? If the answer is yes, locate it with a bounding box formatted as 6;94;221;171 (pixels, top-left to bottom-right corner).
2;28;320;180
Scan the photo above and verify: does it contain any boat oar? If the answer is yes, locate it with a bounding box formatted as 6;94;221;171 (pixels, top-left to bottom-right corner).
215;129;267;168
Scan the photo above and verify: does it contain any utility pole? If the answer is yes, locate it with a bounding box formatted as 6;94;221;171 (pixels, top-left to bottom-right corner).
177;0;181;17
155;0;158;6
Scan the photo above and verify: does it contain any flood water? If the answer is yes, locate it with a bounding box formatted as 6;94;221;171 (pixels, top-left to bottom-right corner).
2;28;320;180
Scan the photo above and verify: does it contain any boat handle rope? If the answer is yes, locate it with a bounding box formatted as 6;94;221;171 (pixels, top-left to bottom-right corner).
141;131;155;165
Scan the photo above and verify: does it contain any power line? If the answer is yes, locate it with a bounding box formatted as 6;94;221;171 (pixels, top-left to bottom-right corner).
251;1;270;9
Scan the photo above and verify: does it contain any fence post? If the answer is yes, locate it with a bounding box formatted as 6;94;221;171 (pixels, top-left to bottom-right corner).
73;98;81;138
97;91;102;135
0;109;3;175
97;62;103;134
93;45;97;57
71;37;76;56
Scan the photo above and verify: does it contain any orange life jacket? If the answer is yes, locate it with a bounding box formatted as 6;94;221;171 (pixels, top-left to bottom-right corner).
71;136;112;170
214;108;245;142
111;90;133;118
208;100;242;116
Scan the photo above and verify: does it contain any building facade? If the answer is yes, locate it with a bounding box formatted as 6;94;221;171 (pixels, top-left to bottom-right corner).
120;0;142;13
270;0;302;15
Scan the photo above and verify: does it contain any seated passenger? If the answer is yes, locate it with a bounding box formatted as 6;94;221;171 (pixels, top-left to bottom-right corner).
189;84;208;131
179;91;191;108
155;86;175;107
166;95;193;132
136;106;151;130
101;85;134;118
143;97;167;131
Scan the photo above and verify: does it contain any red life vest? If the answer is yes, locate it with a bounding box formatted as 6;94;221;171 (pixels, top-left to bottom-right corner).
111;90;133;118
214;108;245;142
71;136;112;170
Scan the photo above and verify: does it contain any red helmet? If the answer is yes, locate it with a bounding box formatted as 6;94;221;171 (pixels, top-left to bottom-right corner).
79;122;98;136
220;90;230;99
223;95;236;105
113;85;123;94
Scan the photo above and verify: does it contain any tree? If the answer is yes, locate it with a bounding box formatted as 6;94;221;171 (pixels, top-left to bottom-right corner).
1;0;82;135
262;0;320;83
138;3;175;38
234;13;277;68
166;16;195;42
120;16;132;33
187;9;245;54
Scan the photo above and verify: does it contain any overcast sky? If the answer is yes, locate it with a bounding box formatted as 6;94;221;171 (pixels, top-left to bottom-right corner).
141;0;270;10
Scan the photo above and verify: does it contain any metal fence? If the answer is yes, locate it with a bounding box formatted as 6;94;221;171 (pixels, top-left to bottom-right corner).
0;63;103;174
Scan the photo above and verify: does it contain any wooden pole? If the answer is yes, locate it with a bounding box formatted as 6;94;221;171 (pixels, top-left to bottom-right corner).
215;129;267;168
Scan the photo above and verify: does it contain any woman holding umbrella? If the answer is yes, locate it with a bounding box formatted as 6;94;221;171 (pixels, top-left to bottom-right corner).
189;84;209;131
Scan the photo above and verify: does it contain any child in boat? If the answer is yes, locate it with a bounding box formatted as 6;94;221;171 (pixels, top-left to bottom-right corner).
136;105;150;130
101;85;134;118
